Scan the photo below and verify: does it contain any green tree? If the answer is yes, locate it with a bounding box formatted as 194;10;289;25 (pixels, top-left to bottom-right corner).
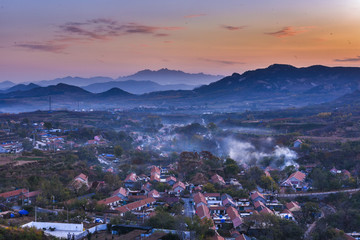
114;145;123;157
43;122;52;130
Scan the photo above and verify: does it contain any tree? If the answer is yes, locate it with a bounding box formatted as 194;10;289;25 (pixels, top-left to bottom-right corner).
244;214;304;240
186;216;215;240
114;145;123;158
22;138;33;151
43;122;52;130
146;210;177;229
298;202;320;225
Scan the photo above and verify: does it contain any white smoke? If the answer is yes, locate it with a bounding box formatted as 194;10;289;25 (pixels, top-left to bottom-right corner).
226;138;298;169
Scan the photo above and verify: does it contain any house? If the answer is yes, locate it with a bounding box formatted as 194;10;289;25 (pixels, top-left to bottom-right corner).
250;191;266;204
124;172;137;188
279;209;295;221
259;207;274;215
98;195;122;207
285;201;301;212
0;188;28;202
253;200;266;212
115;197;156;217
112;187;128;200
23;190;41;205
204;193;222;205
193;192;207;208
147;189;160;198
204;193;221;201
282;171;306;190
196;204;211;220
166;176;177;186
211;174;226;185
71;173;89;190
237;199;251;211
150;166;161;183
221;194;236;207
172;181;186;194
209;205;226;215
226;206;243;229
293;139;303;148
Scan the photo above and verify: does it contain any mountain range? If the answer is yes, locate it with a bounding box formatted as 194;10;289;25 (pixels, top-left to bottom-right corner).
1;64;360;113
82;80;198;94
26;68;221;87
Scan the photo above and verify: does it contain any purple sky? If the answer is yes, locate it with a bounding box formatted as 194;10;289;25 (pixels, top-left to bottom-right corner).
1;0;360;83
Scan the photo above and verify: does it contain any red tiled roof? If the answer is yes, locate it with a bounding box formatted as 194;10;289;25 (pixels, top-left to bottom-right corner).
98;195;122;205
23;190;41;198
196;204;211;219
226;206;243;228
211;174;225;185
204;193;221;198
209;205;225;211
151;166;160;174
0;189;27;199
125;172;137;182
253;200;265;209
147;189;160;198
112;187;128;197
281;209;293;215
288;171;306;182
166;176;176;182
172;181;185;190
193;192;207;205
260;207;273;215
285;201;301;211
150;173;160;182
115;197;156;214
75;173;88;182
250;191;265;201
236;234;251;240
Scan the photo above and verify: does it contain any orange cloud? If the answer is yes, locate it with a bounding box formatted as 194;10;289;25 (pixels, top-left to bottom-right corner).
15;18;184;54
334;56;360;62
200;58;245;65
265;26;314;38
15;41;67;53
221;25;246;31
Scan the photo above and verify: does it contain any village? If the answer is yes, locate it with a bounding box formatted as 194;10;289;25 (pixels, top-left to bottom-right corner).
1;111;360;240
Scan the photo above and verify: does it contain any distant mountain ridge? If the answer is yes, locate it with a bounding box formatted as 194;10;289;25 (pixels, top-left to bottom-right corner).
122;68;223;85
83;80;199;94
2;64;360;113
35;76;114;87
1;83;40;93
0;81;16;90
30;68;222;87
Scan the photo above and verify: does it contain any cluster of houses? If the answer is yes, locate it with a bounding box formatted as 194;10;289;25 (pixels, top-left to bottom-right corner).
193;190;301;240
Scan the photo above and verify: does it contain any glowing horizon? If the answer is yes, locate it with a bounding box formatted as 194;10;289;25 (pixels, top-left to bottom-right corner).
1;0;359;83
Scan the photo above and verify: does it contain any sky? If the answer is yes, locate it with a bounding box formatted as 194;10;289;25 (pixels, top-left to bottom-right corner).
1;0;360;83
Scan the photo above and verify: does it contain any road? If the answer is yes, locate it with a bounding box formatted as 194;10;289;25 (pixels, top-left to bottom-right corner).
182;197;195;218
277;188;360;198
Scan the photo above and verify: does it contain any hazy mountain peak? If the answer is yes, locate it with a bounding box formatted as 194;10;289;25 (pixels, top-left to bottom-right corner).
123;68;223;85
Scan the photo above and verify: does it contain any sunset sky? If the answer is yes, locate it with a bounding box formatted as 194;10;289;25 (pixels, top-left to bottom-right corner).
1;0;360;83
